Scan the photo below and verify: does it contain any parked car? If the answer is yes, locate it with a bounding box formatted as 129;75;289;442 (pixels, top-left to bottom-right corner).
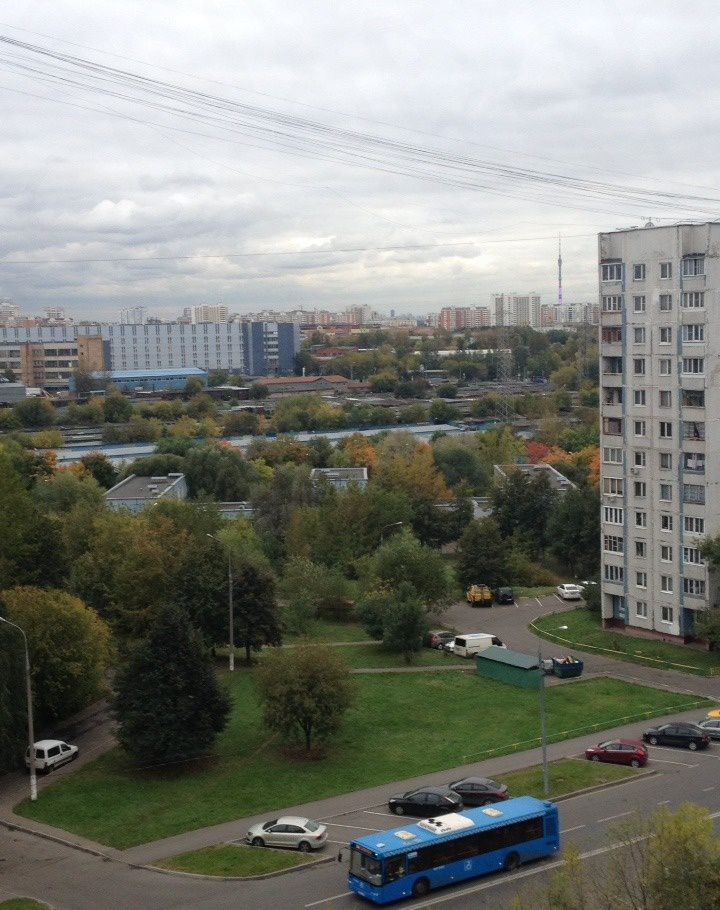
585;739;648;767
25;740;78;773
556;584;583;601
388;786;462;817
246;816;327;851
447;777;509;806
444;640;456;654
426;630;455;650
696;718;720;741
451;633;506;658
642;723;710;751
493;587;514;605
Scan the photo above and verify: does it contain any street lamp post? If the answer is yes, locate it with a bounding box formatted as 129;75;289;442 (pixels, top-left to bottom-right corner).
0;617;37;801
538;645;549;799
379;521;403;544
207;535;234;672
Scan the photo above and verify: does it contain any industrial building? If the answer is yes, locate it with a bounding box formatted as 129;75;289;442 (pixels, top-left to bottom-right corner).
105;473;188;513
74;367;208;393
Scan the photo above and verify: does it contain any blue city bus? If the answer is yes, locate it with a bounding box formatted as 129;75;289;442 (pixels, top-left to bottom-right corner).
348;796;559;904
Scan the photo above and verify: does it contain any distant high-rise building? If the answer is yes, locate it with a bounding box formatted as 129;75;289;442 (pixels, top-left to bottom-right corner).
193;304;228;324
120;306;148;325
439;306;490;331
0;300;21;325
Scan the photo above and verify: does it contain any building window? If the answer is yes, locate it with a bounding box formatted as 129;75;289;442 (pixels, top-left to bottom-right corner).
683;547;702;565
634;420;646;437
603;447;623;464
661;606;674;624
601;262;623;281
682;324;705;342
633;295;646;313
636;571;647;589
659;390;672;408
660;575;674;594
633;263;646;280
683;578;706;597
659;452;673;470
634;481;646;497
602;295;623;312
682;421;705;440
634;451;646;468
633;327;646;344
683;452;705;473
684;516;704;533
683;484;705;505
635;540;647;558
659;358;672;375
659;483;673;501
604;535;624;553
681;256;704;277
659;293;672;311
659;327;672;344
604;506;624;525
659;421;672;439
603;357;623;375
635;511;647;528
604;564;624;583
636;600;648;618
603;417;623;435
660;261;672;279
682;357;704;375
660;544;673;562
603;477;624;495
634;390;646;406
660;514;673;532
682;291;705;308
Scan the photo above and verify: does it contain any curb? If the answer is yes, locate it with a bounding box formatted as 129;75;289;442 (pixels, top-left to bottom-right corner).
553;767;658;803
0;816;111;860
142;850;334;881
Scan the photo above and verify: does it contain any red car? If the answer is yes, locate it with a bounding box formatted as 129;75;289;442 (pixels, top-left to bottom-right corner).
585;739;648;768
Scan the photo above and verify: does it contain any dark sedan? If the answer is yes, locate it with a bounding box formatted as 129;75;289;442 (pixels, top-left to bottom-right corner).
388;786;462;817
448;777;509;806
494;587;514;605
697;718;720;741
642;722;710;751
585;739;648;767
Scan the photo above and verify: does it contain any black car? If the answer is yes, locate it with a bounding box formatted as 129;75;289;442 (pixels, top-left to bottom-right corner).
642;722;710;751
448;777;509;806
388;786;463;817
494;587;514;605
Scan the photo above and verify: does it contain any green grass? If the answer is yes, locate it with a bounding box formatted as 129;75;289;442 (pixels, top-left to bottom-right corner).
156;843;315;877
497;758;638;800
284;621;368;644
317;644;456;669
0;901;51;910
16;674;709;849
532;608;720;676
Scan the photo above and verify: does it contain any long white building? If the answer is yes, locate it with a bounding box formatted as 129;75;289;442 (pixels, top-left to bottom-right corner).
599;222;718;642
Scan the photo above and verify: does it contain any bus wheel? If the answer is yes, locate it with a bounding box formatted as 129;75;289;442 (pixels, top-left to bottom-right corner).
412;878;430;897
504;852;520;872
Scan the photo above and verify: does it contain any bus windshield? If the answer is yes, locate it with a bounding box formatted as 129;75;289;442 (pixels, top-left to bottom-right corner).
350;848;382;885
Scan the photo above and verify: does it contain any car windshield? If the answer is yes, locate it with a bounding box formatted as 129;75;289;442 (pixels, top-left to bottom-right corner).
350;849;382;885
305;821;320;832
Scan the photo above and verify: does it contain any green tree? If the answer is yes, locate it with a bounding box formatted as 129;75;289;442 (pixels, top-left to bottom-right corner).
207;369;229;386
1;586;110;726
361;529;451;605
80;452;118;489
231;555;282;663
432;440;489;493
436;383;458;398
103;391;132;423
455;518;510;590
255;644;355;753
546;487;600;578
279;558;355;633
113;604;230;765
72;367;97;396
695;609;720;649
0;621;27;770
250;382;269;399
13;397;56;428
183;443;261;501
33;470;104;514
492;470;556;556
184;376;205;396
429;399;460;423
382;585;428;664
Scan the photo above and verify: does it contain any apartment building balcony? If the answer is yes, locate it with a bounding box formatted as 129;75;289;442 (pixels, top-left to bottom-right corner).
602;417;623;436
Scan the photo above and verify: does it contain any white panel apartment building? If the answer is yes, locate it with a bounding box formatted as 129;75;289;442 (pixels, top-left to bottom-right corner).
599;222;718;642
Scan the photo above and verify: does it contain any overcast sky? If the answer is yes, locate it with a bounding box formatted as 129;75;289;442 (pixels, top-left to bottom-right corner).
2;1;720;320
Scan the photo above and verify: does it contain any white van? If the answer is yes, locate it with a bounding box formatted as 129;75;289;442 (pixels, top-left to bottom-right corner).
25;739;78;773
451;633;506;659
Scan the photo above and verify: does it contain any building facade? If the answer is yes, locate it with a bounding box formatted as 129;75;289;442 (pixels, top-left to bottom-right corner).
599;222;719;641
0;332;105;391
438;306;491;331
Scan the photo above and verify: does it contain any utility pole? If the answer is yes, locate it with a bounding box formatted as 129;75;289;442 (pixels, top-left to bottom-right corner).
538;645;549;798
0;617;37;801
207;535;235;672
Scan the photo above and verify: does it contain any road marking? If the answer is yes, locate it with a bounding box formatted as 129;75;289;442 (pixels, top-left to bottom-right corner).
656;800;670;805
535;597;544;609
305;892;353;908
702;786;716;792
324;822;381;831
649;757;698;767
560;824;586;834
325;839;349;846
364;810;421;820
597;810;633;824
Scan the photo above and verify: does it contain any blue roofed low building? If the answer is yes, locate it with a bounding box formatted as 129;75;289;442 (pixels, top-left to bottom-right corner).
105;473;187;513
71;367;208;394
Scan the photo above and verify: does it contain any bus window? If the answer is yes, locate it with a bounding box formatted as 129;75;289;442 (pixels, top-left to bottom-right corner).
384;856;405;883
350;849;382;885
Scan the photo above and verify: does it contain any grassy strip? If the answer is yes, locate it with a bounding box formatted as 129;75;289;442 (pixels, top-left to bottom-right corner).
531;608;720;677
16;674;710;849
156;843;315;877
0;902;51;910
317;644;455;669
284;621;368;644
497;757;637;801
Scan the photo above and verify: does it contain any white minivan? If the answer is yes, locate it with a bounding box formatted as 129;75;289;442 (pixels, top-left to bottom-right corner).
451;633;506;659
25;739;78;773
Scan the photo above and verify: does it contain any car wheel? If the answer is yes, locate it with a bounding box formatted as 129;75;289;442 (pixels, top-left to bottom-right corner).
688;741;698;751
392;805;404;816
412;878;430;897
649;736;658;746
591;755;600;762
630;759;640;768
298;841;311;853
251;837;265;848
504;852;521;872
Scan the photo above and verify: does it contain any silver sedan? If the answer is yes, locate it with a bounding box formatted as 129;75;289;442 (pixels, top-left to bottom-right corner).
246;816;328;851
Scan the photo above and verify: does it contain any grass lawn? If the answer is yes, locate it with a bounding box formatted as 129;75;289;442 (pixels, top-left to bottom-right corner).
532;608;720;676
16;674;709;849
497;757;637;800
0;902;51;910
317;644;456;669
156;843;315;877
284;620;369;644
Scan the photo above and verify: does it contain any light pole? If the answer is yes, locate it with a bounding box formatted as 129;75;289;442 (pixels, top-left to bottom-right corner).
0;617;37;801
538;645;549;799
379;521;403;544
207;534;234;672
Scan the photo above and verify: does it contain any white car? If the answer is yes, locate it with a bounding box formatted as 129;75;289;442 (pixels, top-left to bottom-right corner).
556;584;583;601
25;739;78;773
246;816;328;851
